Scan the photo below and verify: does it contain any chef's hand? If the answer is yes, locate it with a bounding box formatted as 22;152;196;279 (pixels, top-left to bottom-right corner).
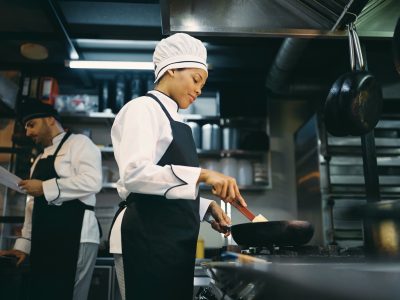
198;169;247;207
0;249;27;266
18;179;44;197
207;201;231;237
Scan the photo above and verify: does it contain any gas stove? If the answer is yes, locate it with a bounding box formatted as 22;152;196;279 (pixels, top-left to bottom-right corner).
197;245;400;300
239;244;365;263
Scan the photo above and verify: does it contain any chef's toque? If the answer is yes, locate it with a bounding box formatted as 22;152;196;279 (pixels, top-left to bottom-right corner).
153;33;208;83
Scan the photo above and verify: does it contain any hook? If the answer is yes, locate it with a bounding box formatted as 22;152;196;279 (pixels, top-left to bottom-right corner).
345;11;358;24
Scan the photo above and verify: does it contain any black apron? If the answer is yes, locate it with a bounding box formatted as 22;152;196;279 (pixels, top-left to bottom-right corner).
29;132;95;300
112;93;201;300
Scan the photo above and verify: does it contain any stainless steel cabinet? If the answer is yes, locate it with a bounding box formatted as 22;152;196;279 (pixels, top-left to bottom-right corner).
295;115;400;247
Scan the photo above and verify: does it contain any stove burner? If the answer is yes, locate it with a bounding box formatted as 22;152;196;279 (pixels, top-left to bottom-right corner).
239;245;365;257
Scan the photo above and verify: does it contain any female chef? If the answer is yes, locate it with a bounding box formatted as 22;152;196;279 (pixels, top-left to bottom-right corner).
109;33;247;300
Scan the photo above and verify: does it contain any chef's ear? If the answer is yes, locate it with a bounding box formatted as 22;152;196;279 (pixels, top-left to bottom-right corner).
166;69;176;77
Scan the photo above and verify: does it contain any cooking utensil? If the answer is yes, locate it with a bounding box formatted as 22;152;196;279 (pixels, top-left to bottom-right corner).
222;127;239;150
207;200;313;246
351;200;400;257
237;159;253;186
231;220;314;247
230;200;256;221
324;23;382;136
187;122;201;149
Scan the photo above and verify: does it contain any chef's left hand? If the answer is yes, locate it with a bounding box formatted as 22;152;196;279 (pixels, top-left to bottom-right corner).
207;201;231;237
18;179;44;197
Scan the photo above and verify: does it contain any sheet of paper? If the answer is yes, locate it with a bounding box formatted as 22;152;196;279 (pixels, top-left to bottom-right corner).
0;165;25;193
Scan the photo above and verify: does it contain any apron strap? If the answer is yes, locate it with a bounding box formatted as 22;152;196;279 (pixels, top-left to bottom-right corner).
53;131;72;157
146;92;175;123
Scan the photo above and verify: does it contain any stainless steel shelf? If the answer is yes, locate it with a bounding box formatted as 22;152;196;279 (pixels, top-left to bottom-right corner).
197;149;265;158
98;146;114;153
327;146;400;156
102;182;117;189
181;114;220;122
60;112;115;124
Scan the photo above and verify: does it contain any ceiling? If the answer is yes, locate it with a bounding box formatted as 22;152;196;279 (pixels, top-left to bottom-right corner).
0;0;398;97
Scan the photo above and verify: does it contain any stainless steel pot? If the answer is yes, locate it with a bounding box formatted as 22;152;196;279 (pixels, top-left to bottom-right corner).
356;200;400;258
202;123;221;150
187;122;201;149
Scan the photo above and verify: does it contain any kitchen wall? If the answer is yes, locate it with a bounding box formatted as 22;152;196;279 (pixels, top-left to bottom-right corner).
199;97;316;248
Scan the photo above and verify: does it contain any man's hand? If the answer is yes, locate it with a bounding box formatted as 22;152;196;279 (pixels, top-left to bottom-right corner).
18;179;44;197
198;169;247;207
207;201;231;237
0;249;27;266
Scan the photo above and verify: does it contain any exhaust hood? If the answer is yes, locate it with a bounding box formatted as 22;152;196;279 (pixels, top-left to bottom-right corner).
161;0;397;38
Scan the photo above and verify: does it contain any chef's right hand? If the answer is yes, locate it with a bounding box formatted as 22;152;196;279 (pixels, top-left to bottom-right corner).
198;169;247;207
0;249;27;266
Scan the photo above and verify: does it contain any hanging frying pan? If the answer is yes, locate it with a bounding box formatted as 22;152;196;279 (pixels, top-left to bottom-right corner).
324;23;382;136
393;17;400;76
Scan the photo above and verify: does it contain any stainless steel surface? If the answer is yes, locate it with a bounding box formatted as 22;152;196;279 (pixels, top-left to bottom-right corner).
350;24;365;70
356;0;400;38
295;116;400;247
161;0;381;38
348;25;355;71
356;200;400;257
187;122;201;149
202;259;400;300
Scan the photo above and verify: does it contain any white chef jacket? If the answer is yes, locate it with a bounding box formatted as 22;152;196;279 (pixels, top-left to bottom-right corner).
14;132;102;254
109;90;213;254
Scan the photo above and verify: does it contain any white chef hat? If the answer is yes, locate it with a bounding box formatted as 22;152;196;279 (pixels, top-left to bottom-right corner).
153;33;208;83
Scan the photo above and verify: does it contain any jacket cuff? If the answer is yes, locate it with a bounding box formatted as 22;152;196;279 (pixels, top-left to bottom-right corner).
14;238;31;254
165;165;201;200
42;178;60;203
199;198;213;221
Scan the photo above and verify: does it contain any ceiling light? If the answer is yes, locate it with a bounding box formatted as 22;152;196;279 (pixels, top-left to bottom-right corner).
75;39;159;50
66;60;154;70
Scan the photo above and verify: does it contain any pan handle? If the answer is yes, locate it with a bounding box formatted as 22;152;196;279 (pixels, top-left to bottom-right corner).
348;24;356;71
350;23;365;70
204;218;231;232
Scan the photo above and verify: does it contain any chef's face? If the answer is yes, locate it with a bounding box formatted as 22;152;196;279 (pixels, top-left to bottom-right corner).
25;117;52;147
168;68;208;109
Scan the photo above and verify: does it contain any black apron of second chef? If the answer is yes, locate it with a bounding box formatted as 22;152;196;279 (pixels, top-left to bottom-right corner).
120;93;200;300
29;132;95;300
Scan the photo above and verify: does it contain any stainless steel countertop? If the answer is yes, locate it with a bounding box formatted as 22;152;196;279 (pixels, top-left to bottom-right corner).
203;258;400;300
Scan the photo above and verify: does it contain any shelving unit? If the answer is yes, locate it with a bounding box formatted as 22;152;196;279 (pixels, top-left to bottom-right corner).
296;114;400;247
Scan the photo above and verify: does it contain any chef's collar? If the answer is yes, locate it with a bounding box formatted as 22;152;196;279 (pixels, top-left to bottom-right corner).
50;131;66;146
150;90;179;112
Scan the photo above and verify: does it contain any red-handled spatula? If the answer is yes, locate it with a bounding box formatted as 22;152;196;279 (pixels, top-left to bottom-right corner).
230;201;268;222
230;201;256;221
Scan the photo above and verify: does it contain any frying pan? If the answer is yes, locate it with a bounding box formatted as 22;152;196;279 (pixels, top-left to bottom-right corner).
393;17;400;76
324;23;382;136
208;201;314;247
230;220;314;247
